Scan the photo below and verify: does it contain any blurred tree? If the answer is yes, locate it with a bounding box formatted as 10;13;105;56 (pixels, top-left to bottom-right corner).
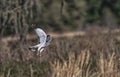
0;0;120;37
114;0;120;24
0;0;40;40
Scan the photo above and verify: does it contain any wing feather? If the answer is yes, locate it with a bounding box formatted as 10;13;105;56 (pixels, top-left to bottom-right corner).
35;28;47;44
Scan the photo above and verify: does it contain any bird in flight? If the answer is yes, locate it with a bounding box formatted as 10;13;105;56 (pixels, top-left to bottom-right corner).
29;27;52;56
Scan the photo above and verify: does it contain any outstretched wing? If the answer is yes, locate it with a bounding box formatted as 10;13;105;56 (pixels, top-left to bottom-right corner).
35;28;47;44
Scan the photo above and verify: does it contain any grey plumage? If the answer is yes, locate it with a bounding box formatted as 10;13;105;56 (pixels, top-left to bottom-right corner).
29;28;52;53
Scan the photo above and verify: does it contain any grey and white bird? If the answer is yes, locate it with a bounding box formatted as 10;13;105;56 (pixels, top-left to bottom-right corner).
29;28;52;53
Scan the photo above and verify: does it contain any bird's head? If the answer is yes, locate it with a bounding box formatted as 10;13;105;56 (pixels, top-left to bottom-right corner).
46;35;52;42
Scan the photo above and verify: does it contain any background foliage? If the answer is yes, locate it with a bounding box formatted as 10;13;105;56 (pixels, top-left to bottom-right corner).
1;0;120;77
0;0;120;37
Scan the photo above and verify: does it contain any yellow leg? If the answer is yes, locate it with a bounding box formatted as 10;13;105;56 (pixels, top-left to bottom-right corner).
36;51;41;56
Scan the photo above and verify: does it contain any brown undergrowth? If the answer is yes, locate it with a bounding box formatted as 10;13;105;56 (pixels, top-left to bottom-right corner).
0;32;120;77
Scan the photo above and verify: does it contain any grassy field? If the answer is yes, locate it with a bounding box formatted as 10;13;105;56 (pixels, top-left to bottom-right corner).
0;29;120;77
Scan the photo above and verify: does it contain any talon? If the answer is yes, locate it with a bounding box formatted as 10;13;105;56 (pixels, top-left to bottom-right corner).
36;52;41;56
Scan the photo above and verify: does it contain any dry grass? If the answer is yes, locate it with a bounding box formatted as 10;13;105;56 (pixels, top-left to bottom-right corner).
50;50;91;77
0;31;120;77
50;50;120;77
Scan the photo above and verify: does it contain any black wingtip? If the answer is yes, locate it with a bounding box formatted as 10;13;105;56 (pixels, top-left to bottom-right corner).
29;47;37;52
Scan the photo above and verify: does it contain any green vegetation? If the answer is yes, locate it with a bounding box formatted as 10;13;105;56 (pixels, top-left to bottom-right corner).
1;0;120;36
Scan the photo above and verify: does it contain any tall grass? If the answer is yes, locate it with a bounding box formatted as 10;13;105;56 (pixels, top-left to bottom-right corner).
0;32;120;77
50;50;120;77
51;50;91;77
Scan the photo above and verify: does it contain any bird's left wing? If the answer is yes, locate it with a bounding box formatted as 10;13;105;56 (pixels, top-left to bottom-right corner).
35;28;47;44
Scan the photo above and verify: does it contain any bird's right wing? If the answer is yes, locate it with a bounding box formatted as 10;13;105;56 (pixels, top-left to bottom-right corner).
35;28;47;44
